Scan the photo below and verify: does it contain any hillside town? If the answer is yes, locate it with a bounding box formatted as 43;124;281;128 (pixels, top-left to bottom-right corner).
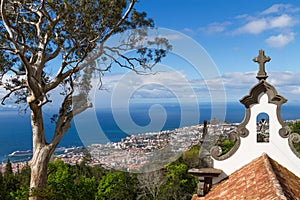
1;121;238;173
2;118;299;173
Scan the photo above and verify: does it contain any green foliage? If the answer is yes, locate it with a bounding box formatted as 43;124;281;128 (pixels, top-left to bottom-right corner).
160;162;197;200
46;160;76;199
288;121;300;153
9;164;30;199
289;121;300;133
0;171;4;199
0;0;151;62
0;160;20;199
45;160;98;199
75;176;97;200
182;145;200;168
220;139;235;155
43;160;101;199
96;171;138;200
69;162;106;183
294;143;300;153
5;159;13;175
2;160;117;199
16;165;30;186
1;173;19;200
3;148;201;200
10;185;29;200
257;134;265;142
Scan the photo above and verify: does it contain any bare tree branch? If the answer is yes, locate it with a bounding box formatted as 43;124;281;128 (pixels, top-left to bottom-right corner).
1;84;26;105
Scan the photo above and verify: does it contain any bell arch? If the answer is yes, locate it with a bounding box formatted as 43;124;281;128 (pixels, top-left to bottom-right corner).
256;112;269;143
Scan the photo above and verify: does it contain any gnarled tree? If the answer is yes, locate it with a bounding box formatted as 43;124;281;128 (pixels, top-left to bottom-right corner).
0;0;170;199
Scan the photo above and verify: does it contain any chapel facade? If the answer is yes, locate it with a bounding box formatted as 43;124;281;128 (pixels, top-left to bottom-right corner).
189;50;300;199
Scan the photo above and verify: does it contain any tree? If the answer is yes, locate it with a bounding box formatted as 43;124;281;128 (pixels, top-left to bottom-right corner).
182;145;200;168
11;160;99;200
160;162;197;200
0;1;170;199
74;176;97;200
10;165;31;200
0;171;4;199
45;160;75;199
289;121;300;134
137;169;166;200
5;158;13;175
219;139;235;155
96;171;138;200
289;121;300;153
47;160;98;200
2;159;20;200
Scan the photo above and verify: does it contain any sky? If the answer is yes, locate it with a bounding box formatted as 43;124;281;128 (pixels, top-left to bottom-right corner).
112;0;300;104
136;0;300;72
2;1;300;110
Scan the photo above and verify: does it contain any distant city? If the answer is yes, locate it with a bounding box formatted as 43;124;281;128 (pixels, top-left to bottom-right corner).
1;119;299;173
0;121;236;173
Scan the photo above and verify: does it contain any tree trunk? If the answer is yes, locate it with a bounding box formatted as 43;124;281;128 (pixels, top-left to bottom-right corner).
28;104;53;200
29;146;51;200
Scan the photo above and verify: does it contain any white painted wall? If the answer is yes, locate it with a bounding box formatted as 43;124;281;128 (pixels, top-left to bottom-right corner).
213;93;300;183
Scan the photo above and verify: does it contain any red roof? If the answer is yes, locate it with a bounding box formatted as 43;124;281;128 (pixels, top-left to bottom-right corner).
192;153;300;200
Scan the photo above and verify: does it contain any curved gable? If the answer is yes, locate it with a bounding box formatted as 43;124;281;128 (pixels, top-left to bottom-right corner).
240;80;287;108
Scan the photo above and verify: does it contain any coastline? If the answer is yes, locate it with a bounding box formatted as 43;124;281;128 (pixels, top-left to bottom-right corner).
1;116;299;172
2;121;236;172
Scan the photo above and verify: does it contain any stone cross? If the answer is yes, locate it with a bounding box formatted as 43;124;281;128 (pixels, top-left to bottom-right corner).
253;49;271;80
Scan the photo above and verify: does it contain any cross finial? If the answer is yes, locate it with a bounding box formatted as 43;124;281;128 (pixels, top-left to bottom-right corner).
253;49;271;80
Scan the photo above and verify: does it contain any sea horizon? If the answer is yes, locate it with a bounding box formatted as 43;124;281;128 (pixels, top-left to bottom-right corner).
0;101;299;162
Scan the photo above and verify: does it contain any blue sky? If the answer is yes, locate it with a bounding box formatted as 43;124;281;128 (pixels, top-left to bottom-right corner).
94;1;300;107
112;1;300;104
2;1;300;110
135;1;300;72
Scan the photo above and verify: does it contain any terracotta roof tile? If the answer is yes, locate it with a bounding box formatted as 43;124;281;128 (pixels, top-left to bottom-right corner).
192;153;300;200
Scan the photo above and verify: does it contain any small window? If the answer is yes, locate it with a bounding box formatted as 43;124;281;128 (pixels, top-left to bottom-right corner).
256;113;269;143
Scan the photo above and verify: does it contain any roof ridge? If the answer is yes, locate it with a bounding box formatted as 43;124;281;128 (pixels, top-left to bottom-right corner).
261;153;287;199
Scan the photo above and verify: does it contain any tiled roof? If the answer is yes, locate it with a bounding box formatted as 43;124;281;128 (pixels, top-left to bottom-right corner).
192;153;300;200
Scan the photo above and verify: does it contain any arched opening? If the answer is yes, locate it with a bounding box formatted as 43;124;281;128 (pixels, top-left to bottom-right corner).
256;112;269;143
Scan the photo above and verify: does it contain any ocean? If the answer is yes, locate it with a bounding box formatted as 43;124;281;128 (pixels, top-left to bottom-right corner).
0;102;299;162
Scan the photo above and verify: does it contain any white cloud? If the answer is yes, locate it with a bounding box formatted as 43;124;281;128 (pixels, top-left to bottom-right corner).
291;87;300;95
222;71;300;88
97;70;199;104
267;72;300;101
100;71;222;103
265;32;295;48
196;71;300;102
185;22;231;36
222;72;256;87
185;3;299;49
92;70;300;107
269;14;296;29
222;71;300;101
267;71;300;86
234;19;268;35
229;4;300;48
234;14;296;35
261;4;292;15
200;22;231;35
2;69;300;110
